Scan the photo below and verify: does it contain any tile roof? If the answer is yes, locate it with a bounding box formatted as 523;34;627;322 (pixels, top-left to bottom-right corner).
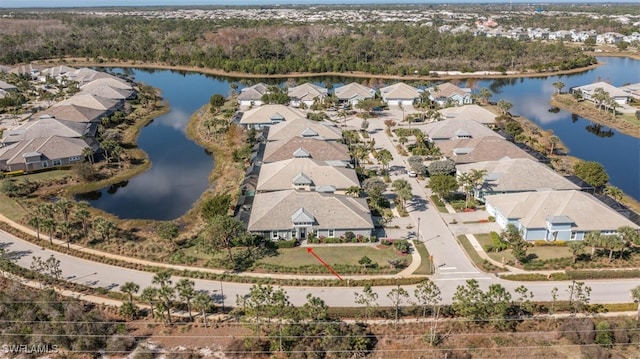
248;190;373;231
424;118;501;141
54;94;120;111
257;158;359;191
333;82;376;100
438;104;498;124
429;82;471;99
263;137;350;163
0;136;92;165
2;117;90;144
456;158;580;193
79;85;133;100
237;83;269;101
32;104;105;123
239;104;306;125
267;117;342;142
485;190;639;231
573;81;630;98
437;136;535;164
379;82;421;100
288;83;328;101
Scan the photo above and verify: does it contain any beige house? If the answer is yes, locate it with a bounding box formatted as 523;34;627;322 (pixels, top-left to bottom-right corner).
437;136;536;164
288;83;328;108
248;190;374;241
237;83;269;107
1;117;95;145
456;158;580;202
263;137;350;164
333;82;376;107
424;117;501;142
438;104;498;126
379;82;420;106
266;117;342;142
257;158;359;193
33;104;106;124
239;104;306;129
428;82;473;106
54;94;122;115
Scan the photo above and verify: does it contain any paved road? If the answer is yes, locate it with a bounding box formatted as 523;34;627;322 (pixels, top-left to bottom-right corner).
0;109;638;308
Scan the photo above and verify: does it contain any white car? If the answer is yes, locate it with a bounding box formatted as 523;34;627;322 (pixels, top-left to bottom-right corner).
408;170;417;178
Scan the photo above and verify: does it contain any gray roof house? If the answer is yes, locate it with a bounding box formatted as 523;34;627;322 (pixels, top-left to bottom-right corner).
0;136;97;172
239;104;306;129
424;118;502;142
437;136;536;164
263;137;350;164
333;82;376;107
237;83;269;107
572;81;631;106
379;82;421;106
0;80;17;92
438;104;498;126
33;104;107;124
79;84;134;100
257;158;359;193
266;117;342;142
456;158;581;202
1;117;96;145
248;190;374;241
288;83;328;108
72;70;129;87
485;190;639;241
54;94;122;114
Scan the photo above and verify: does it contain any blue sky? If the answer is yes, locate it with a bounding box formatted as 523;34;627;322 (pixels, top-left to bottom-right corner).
3;0;639;8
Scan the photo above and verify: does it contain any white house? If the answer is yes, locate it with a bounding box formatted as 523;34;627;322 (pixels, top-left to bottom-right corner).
379;82;420;106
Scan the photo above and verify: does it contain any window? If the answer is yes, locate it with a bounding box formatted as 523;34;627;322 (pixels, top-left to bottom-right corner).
571;231;577;240
52;159;62;166
42;161;48;168
328;229;335;238
69;156;81;162
271;231;279;240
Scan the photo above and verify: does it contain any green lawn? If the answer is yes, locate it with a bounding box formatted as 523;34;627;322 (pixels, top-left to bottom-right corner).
474;233;573;264
457;235;502;272
258;245;410;268
22;169;74;182
0;192;28;223
412;240;433;275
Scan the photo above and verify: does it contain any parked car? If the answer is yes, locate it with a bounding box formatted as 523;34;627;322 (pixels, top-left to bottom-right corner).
408;170;417;178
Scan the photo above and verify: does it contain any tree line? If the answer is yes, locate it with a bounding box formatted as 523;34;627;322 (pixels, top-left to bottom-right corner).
0;13;595;75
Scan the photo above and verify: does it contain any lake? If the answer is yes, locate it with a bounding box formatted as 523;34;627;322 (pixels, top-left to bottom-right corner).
81;57;639;220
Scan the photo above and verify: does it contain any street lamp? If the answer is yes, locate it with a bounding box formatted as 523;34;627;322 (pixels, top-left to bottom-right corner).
417;217;421;241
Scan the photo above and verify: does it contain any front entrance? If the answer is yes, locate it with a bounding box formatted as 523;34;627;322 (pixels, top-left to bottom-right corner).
298;227;307;241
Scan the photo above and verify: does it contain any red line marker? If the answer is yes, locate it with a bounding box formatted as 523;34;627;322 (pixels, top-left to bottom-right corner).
307;247;343;280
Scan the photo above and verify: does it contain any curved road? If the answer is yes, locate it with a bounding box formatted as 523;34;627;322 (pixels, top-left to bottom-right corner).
0;108;638;308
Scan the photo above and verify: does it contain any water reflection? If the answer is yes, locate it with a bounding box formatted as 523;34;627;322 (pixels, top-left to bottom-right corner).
585;123;615;138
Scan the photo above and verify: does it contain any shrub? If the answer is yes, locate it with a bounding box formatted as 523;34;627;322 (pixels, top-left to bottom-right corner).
344;231;356;242
275;240;297;248
500;273;549;281
566;269;640;280
487;216;496;222
393;240;411;254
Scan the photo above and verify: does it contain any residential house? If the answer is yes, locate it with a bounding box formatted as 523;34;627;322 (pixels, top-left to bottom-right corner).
0;135;98;172
438;104;498;126
456;158;580;202
548;30;572;41
288;83;328;108
623;32;640;43
619;83;640;100
1;117;96;146
237;83;269;107
79;85;135;101
54;94;123;116
379;82;421;106
333;82;376;107
571;30;597;43
248;190;374;241
79;76;133;91
596;32;625;45
262;137;350;164
424;118;502;143
266;117;342;142
572;82;631;105
428;82;473;106
436;136;536;164
239;104;306;130
0;80;17;99
485;190;639;241
32;104;106;124
9;64;41;80
39;65;77;83
257;158;359;193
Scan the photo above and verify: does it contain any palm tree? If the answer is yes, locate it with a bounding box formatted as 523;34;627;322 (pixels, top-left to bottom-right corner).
176;278;196;321
140;287;158;319
55;198;73;224
479;87;492;104
28;214;43;241
120;281;140;306
392;179;413;209
193;291;213;328
41;219;56;245
457;172;474;209
584;231;604;258
59;221;73;249
152;271;174;324
552;81;565;94
346;186;362;198
497;99;513;115
82;147;94;164
74;202;91;239
93;217;116;242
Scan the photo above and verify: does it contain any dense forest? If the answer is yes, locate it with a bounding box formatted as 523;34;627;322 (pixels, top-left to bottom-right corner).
0;13;596;75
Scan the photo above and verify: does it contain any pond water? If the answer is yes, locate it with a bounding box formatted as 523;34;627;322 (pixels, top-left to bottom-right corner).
81;57;639;220
77;69;229;220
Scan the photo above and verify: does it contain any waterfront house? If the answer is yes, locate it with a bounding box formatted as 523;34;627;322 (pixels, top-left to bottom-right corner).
266;117;342;142
379;82;421;106
438;104;498;126
1;117;96;146
237;83;269;107
424;118;501;143
248;190;374;241
239;104;306;130
485;190;639;241
333;82;376;108
572;82;631;105
32;104;106;124
436;136;536;164
288;83;328;108
0;135;97;172
456;157;580;202
428;82;473;106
